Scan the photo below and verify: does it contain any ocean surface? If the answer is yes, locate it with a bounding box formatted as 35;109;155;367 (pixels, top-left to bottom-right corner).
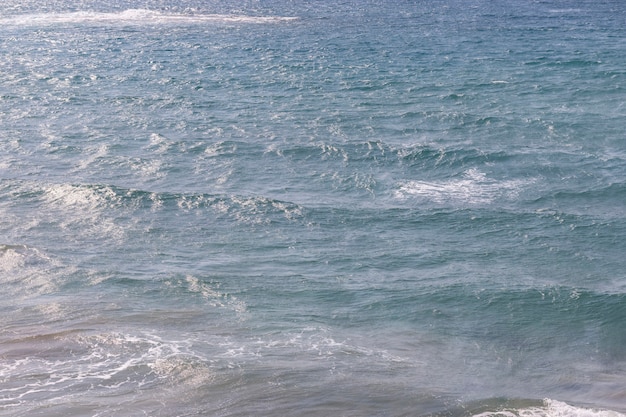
1;1;626;416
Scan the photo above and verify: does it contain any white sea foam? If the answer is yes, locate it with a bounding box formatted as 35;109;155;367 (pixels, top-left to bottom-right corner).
177;193;304;225
0;244;62;298
548;9;583;14
215;327;412;367
1;181;131;247
127;156;165;180
41;183;127;241
75;144;110;172
0;331;212;408
0;9;298;27
473;399;625;417
43;183;118;212
0;244;28;271
394;169;531;205
182;275;247;314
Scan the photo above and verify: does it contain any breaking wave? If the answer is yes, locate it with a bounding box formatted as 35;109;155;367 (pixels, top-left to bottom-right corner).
394;168;533;205
467;398;625;417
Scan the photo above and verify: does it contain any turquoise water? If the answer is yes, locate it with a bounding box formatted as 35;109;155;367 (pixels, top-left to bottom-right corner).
1;1;625;416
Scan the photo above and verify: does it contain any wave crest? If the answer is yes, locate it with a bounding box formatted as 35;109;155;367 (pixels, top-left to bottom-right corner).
471;398;625;417
394;168;532;205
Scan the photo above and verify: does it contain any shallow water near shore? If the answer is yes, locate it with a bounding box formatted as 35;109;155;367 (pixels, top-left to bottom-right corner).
1;1;626;416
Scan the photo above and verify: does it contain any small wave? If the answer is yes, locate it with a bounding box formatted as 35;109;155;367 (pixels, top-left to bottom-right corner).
169;275;247;315
0;244;62;298
42;183;121;212
0;331;212;408
548;9;583;14
0;244;30;271
2;181;140;244
40;183;128;241
395;145;511;168
394;169;532;205
469;398;625;417
176;193;306;225
218;326;410;366
0;9;299;27
530;182;626;219
7;180;306;239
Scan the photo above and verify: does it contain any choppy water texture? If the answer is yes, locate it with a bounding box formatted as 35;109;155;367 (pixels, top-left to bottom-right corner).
1;1;626;416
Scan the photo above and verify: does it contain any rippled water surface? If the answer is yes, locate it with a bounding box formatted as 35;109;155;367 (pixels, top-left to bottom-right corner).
1;1;626;416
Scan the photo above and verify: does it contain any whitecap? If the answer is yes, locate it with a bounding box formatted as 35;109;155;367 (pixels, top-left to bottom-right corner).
0;331;213;408
182;275;247;314
472;398;625;417
38;183;133;242
394;169;532;205
43;183;119;212
179;194;304;225
75;144;109;172
233;327;413;366
548;9;583;14
0;244;62;298
0;244;29;271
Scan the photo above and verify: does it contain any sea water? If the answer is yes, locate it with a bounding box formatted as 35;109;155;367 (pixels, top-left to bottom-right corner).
1;1;625;416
